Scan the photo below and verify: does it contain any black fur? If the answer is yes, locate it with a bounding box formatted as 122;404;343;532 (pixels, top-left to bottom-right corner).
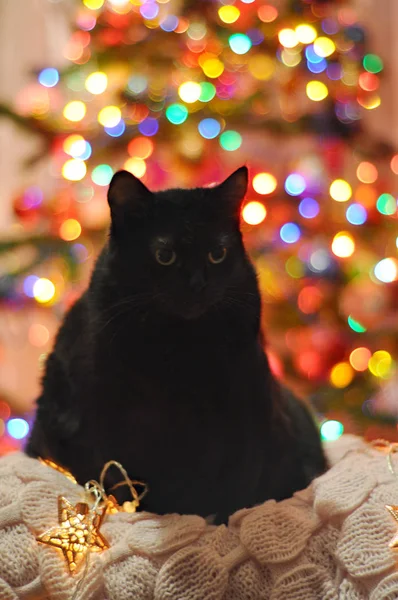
26;167;327;522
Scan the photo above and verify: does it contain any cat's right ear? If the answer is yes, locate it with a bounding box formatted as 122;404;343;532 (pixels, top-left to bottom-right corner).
108;170;152;224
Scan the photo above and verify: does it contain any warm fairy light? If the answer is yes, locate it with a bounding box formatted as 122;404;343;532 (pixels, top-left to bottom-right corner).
85;71;108;94
374;258;398;283
320;420;344;441
202;58;224;78
358;72;379;92
63;134;85;156
306;81;328;101
278;28;299;48
63;101;86;122
218;5;240;24
98;106;122;127
358;94;381;110
248;54;275;80
349;347;371;372
33;278;55;304
83;0;104;8
356;161;378;184
62;159;87;181
124;157;146;178
257;5;278;23
330;362;354;388
368;350;393;378
331;232;355;258
178;81;201;103
253;173;277;195
390;155;398;174
60;219;82;241
281;50;301;68
127;137;154;159
295;24;317;44
313;37;335;58
329;179;352;202
242;201;267;225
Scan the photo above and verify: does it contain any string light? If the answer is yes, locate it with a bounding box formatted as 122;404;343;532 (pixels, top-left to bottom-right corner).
320;420;344;441
62;159;87;181
242;201;266;225
60;219;82;241
33;278;55;303
85;71;108;94
306;81;328;101
218;6;240;24
330;179;352;202
63;101;86;122
374;258;398;283
253;173;277;195
98;106;121;127
178;81;201;103
330;362;354;388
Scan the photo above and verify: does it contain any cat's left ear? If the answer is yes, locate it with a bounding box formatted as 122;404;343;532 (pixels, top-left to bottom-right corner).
216;166;248;217
108;170;152;224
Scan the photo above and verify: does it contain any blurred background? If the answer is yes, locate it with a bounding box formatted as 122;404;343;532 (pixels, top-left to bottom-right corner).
0;0;397;454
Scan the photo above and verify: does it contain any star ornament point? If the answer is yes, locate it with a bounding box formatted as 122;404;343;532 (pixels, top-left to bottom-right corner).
37;496;109;574
385;505;398;550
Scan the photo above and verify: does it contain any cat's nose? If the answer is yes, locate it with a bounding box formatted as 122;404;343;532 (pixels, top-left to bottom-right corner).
189;271;206;293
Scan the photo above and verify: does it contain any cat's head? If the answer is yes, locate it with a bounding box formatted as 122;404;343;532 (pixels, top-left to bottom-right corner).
106;167;255;320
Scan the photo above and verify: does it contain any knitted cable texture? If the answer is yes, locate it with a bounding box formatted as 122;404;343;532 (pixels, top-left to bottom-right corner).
0;435;397;600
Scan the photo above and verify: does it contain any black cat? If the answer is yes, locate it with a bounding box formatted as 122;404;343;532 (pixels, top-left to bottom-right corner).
26;167;327;523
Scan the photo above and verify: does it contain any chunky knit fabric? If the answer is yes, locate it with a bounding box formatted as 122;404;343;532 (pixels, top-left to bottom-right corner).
0;435;397;599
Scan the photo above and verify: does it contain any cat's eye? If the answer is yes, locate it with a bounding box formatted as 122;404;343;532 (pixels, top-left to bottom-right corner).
208;247;227;264
155;248;177;266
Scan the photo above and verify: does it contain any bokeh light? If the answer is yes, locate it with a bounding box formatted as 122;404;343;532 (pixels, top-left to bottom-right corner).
242;201;267;225
280;223;301;244
331;232;355;257
299;197;319;218
363;54;383;73
320;420;344;441
330;179;352;202
313;37;336;58
33;278;55;304
63;101;86;122
295;25;317;44
278;29;298;48
374;258;398;283
91;164;114;186
59;218;82;241
368;350;393;378
218;5;240;24
306;81;328;101
85;71;108;94
348;315;367;333
62;159;87;181
38;68;59;88
330;362;354;388
346;203;367;225
7;418;30;440
198;118;221;139
356;161;378;183
178;81;201;103
166;103;188;125
83;0;104;8
376;193;396;215
124;157;146;178
219;131;242;151
285;174;306;196
98;106;121;127
349;347;371;372
253;173;277;195
199;82;216;101
29;324;50;347
229;33;252;55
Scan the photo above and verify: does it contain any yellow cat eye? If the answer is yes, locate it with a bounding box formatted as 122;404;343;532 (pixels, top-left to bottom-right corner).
155;248;177;266
208;247;227;264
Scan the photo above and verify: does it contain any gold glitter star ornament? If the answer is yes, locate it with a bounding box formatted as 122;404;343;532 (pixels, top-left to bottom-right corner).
385;505;398;549
37;496;109;574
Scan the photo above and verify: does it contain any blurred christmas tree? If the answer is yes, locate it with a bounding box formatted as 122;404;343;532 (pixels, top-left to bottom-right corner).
0;0;397;451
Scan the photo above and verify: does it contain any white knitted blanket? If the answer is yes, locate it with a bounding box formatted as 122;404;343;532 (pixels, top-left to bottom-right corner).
0;435;397;600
